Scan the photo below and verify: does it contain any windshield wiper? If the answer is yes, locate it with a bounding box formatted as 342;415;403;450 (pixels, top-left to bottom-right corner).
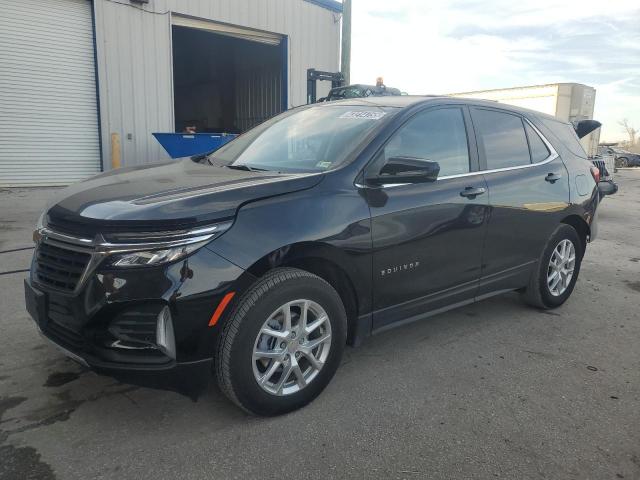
224;164;269;172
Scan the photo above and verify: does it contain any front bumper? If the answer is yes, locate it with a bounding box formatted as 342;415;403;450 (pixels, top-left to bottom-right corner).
25;244;255;372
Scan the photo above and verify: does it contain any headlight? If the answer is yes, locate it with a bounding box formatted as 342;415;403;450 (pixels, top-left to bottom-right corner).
103;221;232;268
107;241;208;268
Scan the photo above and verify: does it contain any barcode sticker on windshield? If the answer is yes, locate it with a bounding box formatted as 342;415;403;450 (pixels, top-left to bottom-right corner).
339;111;387;120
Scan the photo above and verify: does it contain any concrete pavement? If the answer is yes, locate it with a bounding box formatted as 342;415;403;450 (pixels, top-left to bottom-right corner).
1;170;639;480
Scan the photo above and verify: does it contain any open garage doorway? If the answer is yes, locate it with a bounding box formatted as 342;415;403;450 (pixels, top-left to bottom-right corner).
171;19;287;134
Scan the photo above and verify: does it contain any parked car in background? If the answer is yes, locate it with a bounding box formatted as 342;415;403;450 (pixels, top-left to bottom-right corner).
320;83;402;102
590;154;618;198
25;97;601;416
598;146;640;168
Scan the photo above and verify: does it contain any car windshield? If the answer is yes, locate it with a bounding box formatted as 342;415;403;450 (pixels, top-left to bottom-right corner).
208;105;394;173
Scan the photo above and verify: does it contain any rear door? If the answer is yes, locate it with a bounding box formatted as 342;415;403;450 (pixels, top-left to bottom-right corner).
469;107;570;295
364;106;490;331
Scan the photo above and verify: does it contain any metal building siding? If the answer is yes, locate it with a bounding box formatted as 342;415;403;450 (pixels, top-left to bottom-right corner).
93;0;341;169
234;52;283;131
93;0;174;170
0;0;101;187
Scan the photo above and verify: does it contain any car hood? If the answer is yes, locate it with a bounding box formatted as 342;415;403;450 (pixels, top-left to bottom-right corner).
45;159;323;235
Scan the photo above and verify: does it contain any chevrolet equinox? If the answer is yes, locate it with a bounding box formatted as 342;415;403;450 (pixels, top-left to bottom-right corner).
25;97;601;415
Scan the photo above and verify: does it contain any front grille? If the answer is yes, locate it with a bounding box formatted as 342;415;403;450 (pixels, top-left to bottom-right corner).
35;241;91;293
107;307;161;348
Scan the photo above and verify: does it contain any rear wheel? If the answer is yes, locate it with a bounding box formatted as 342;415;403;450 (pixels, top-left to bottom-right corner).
215;268;346;416
522;224;583;309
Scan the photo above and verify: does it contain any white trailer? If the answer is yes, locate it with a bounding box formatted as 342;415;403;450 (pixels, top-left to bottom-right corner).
450;83;599;157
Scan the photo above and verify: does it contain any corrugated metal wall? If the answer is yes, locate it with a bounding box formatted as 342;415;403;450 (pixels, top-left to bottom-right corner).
234;41;284;131
93;0;341;169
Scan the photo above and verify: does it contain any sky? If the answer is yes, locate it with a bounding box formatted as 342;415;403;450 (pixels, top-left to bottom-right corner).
350;0;640;142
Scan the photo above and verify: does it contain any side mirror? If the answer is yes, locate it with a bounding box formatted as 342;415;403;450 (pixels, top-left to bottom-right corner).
367;156;440;185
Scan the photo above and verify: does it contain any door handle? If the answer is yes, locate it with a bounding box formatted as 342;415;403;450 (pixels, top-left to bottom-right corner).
459;186;486;199
545;173;562;183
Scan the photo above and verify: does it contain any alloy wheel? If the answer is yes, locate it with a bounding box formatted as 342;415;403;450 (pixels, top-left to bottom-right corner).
252;299;332;396
547;239;576;296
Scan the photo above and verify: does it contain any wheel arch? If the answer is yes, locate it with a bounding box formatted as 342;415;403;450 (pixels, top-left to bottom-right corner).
245;242;366;345
560;214;590;256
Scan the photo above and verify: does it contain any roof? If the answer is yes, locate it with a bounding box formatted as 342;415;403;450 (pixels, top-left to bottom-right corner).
319;95;436;108
304;0;343;13
317;95;565;121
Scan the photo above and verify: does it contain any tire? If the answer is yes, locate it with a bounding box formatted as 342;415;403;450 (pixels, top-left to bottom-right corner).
215;267;347;416
522;224;583;309
617;157;629;168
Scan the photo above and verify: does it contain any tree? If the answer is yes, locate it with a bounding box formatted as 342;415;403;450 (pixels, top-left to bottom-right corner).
618;119;637;147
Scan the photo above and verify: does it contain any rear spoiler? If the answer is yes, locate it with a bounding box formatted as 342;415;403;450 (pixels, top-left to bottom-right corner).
573;119;601;139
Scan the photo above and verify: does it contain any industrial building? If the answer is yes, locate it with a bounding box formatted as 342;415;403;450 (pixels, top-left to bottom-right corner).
450;83;600;157
0;0;342;186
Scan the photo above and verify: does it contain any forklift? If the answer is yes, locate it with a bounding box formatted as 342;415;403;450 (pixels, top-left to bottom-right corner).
307;69;403;104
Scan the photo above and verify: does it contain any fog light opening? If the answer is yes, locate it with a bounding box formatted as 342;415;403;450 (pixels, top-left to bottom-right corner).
156;306;176;360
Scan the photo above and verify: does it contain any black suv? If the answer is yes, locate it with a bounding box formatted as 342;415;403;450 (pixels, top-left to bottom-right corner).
25;97;600;415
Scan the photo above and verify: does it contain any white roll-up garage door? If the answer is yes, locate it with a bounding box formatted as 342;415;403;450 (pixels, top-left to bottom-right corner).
0;0;101;187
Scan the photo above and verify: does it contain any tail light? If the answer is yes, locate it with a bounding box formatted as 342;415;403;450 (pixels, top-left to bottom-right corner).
590;165;601;183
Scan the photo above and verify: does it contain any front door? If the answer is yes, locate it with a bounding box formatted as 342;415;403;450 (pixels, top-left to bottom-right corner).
363;106;490;331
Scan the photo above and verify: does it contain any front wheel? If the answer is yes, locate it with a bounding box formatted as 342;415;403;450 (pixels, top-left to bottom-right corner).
215;268;347;416
522;224;583;309
617;157;629;168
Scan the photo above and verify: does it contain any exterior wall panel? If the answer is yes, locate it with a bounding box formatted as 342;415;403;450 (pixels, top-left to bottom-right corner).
94;0;340;169
94;0;174;169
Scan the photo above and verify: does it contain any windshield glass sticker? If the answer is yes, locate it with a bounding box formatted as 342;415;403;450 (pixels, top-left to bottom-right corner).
315;161;332;169
339;111;387;120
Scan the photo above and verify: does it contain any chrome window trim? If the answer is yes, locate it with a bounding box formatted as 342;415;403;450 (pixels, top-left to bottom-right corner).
358;117;558;188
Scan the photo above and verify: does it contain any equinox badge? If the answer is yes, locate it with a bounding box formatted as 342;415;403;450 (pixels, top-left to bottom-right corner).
381;261;420;277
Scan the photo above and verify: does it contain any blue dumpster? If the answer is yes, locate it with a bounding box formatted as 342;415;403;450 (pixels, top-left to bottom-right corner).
152;132;237;159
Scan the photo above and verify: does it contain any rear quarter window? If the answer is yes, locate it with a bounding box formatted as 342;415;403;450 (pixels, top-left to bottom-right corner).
540;117;587;158
524;122;550;163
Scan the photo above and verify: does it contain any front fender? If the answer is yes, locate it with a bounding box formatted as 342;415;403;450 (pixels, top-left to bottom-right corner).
206;185;373;315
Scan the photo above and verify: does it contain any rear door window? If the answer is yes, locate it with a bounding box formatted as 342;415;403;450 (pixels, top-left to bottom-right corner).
472;109;531;170
524;122;550;163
